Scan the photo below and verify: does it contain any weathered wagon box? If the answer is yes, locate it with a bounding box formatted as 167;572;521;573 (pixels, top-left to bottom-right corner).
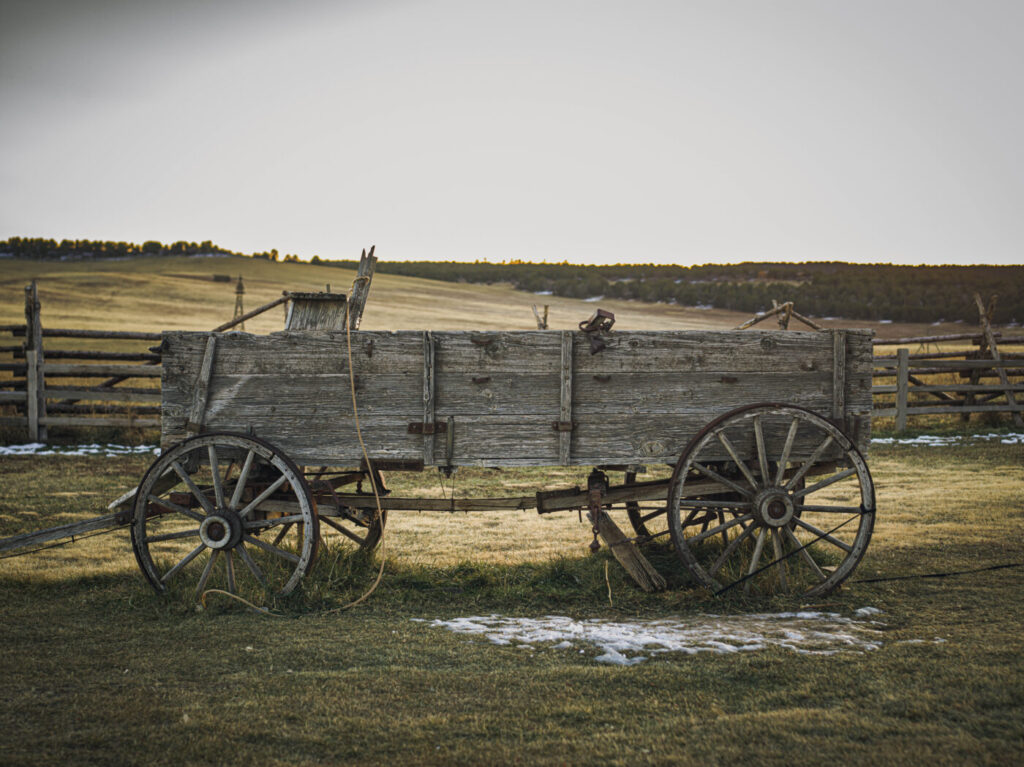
160;328;872;467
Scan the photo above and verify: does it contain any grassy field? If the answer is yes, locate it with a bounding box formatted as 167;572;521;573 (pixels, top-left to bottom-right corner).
0;442;1022;766
1;256;1022;764
0;252;1000;338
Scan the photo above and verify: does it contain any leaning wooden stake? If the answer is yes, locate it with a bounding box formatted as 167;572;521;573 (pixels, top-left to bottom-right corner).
973;293;1023;427
587;471;665;592
346;246;377;330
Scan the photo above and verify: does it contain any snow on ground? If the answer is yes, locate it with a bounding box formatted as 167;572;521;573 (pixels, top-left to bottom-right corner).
415;611;893;666
1;431;1019;458
0;443;159;457
871;432;1024;446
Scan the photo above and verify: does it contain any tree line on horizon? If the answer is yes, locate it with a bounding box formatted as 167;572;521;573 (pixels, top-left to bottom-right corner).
3;236;1020;325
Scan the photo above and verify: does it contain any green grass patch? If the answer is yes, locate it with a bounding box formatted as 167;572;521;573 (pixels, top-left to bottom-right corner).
1;445;1022;765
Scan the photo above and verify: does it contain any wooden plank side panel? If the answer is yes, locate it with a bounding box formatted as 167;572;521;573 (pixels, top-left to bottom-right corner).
161;329;874;464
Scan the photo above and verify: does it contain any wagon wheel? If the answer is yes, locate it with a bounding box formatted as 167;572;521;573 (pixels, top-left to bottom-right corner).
131;432;319;599
667;403;874;598
624;467;741;546
309;468;387;551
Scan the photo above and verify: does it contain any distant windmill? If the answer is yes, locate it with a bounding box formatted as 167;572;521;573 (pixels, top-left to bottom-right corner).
233;276;246;329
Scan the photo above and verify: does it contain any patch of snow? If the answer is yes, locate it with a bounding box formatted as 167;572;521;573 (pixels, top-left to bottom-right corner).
871;433;1024;447
415;611;888;665
533;290;554;296
0;443;159;457
854;606;883;616
583;295;605;302
694;303;714;310
879;319;893;324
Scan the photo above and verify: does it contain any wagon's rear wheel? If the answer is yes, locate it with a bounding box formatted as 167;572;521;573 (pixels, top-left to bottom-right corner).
131;432;319;599
309;468;387;551
667;404;874;598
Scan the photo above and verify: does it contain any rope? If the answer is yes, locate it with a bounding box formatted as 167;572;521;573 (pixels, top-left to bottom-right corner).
200;588;285;617
322;291;388;612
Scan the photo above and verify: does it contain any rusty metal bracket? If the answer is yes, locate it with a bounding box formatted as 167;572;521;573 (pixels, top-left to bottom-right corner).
552;421;574;432
408;422;448;435
578;309;615;354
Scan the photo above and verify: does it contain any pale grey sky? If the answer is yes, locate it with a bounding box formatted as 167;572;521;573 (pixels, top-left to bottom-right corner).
1;0;1021;265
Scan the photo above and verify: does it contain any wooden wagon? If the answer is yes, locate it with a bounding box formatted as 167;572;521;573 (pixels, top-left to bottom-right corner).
1;265;876;601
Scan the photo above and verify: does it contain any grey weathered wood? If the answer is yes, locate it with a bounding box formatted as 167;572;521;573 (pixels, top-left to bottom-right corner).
39;416;160;427
43;363;163;378
0;391;28;404
0;511;123;554
832;329;846;421
974;293;1023;426
186;335;217;434
423;331;436;464
285;293;348;331
895;348;909;432
25;350;38;439
160;329;873;466
346;246;376;330
24;281;46;441
559;331;573;465
43;388;161;403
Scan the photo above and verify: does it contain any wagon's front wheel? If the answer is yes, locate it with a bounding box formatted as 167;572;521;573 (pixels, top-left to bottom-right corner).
667;404;875;598
131;432;319;599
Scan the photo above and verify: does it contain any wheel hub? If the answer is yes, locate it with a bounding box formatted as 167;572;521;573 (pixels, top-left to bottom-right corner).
199;510;243;550
755;489;795;528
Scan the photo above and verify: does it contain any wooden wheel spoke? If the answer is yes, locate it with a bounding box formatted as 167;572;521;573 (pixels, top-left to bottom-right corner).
160;543;206;584
237;474;288;519
774;417;800;486
208;445;225;509
688;513;754;544
710;521;756;575
785;436;835;491
243;514;306;531
771;529;788;591
798;504;864;514
638;508;666;524
272;523;295;547
236;544;268;588
692;461;754;498
753;415;770;486
785;526;827;581
148;494;205;523
321;516;367;546
194;550;220;598
793;467;858;499
229;449;257;511
225;550;236;593
144;527;200;544
715;431;761;491
743;528;768;596
170;460;216;515
244;534;302;564
792;517;854;553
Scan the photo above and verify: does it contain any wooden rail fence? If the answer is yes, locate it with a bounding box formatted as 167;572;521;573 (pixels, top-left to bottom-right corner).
3;278;1022;441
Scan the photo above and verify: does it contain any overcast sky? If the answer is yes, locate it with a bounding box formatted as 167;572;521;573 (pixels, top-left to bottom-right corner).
1;0;1021;265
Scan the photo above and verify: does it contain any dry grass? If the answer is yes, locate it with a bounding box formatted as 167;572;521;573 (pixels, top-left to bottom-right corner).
0;444;1022;765
0;254;1000;338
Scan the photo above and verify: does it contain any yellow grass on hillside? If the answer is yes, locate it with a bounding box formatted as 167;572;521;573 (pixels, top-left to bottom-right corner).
0;254;995;339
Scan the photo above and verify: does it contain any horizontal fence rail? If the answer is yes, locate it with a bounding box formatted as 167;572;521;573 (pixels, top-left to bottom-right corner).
3;280;1023;441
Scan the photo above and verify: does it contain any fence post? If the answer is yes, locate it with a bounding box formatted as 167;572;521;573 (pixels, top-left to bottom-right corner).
895;348;909;433
24;281;47;442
